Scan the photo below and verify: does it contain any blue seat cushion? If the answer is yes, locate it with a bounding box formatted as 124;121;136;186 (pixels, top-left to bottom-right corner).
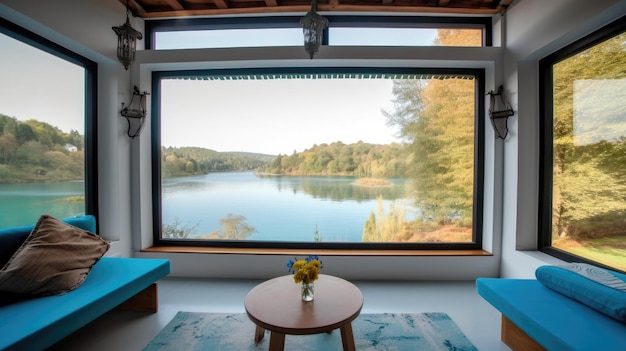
0;257;170;351
535;264;626;323
476;278;626;351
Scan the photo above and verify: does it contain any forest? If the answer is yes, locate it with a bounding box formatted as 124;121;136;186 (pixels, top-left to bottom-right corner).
262;141;409;177
0;113;84;183
161;146;272;176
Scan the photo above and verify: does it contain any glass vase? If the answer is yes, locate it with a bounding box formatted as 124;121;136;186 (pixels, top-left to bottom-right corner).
301;282;314;301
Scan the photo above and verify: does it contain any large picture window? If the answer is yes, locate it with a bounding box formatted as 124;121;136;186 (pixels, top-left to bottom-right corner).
539;17;626;272
152;67;484;250
0;18;97;229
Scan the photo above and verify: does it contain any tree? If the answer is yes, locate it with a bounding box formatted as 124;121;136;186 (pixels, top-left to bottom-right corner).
362;196;408;242
313;223;322;242
215;213;256;240
0;135;18;163
162;218;198;238
383;29;477;226
16;123;36;143
551;32;626;239
0;114;86;183
385;77;474;225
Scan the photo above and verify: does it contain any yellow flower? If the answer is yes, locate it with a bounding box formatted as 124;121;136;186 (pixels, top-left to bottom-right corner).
287;255;322;284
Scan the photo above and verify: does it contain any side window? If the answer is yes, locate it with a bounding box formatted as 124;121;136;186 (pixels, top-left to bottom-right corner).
0;20;97;228
539;17;626;272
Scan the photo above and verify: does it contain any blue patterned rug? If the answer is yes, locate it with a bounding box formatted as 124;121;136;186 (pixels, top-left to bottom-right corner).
144;312;478;351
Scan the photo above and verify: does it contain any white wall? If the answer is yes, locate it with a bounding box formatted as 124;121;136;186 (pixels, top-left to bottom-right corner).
499;0;626;278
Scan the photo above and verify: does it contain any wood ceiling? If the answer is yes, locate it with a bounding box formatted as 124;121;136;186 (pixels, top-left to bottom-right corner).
122;0;514;19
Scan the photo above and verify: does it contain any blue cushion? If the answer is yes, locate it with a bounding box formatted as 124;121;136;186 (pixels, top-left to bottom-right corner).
476;278;626;351
0;215;96;267
0;257;170;350
535;264;626;323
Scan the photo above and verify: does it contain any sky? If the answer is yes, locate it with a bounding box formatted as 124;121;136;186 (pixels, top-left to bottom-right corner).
0;27;439;154
155;27;438;50
161;78;400;155
0;33;84;134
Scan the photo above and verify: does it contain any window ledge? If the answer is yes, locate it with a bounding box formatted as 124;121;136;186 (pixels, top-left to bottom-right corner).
142;246;492;257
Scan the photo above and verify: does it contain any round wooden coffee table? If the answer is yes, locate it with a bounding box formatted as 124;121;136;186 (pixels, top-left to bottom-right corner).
244;274;363;351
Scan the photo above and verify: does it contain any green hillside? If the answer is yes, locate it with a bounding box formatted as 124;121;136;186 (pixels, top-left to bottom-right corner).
0;113;84;183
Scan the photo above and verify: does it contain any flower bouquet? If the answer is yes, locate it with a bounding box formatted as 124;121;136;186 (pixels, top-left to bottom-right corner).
287;255;322;301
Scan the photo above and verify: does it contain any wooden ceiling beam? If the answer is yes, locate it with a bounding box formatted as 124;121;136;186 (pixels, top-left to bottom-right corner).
437;0;451;6
139;4;505;18
119;0;147;18
213;0;229;9
164;0;185;11
265;0;278;7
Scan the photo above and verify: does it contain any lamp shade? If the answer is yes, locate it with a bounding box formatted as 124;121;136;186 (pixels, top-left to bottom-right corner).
112;16;142;70
300;3;328;59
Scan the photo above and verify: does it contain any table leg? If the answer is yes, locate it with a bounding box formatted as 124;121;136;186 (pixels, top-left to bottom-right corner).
340;323;356;351
254;325;265;343
268;331;286;351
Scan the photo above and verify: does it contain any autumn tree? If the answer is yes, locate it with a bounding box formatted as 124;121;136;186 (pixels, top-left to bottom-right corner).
362;196;407;242
551;32;626;239
383;29;476;227
215;213;256;240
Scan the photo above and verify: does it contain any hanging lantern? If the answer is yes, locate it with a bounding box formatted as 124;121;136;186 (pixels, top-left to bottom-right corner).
112;0;142;70
300;0;328;59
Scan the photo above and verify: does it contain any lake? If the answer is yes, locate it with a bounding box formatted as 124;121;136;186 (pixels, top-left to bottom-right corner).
162;171;416;242
0;181;85;228
0;172;416;242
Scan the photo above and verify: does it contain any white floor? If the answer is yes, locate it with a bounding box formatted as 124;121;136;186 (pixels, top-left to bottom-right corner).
50;277;511;351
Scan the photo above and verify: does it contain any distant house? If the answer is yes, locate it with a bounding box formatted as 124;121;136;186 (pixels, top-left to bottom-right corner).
65;144;78;152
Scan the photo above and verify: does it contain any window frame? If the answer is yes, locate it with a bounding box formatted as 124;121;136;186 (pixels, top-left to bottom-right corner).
0;17;99;224
144;15;492;50
151;67;485;251
538;16;626;270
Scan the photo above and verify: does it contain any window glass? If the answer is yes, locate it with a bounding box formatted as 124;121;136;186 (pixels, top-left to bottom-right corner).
156;71;479;246
544;26;626;271
329;28;482;46
0;32;86;228
150;17;486;50
155;28;304;50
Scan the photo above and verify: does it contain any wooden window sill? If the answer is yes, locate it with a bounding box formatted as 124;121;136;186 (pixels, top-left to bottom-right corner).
142;246;492;257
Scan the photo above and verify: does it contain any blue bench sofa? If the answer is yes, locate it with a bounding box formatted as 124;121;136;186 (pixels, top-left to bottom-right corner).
0;215;171;351
477;277;626;351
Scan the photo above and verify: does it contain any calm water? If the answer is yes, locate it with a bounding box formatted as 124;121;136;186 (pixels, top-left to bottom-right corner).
0;173;416;242
0;182;85;228
162;171;416;242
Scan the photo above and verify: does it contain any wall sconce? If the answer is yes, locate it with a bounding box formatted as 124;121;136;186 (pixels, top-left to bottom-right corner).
112;0;142;70
487;85;514;139
121;86;149;138
300;0;328;59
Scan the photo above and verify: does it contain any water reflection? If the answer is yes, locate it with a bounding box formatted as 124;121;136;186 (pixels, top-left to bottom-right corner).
268;175;411;202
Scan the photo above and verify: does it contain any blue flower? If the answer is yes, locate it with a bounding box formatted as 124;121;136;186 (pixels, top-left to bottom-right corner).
287;256;323;284
306;255;320;263
287;258;297;274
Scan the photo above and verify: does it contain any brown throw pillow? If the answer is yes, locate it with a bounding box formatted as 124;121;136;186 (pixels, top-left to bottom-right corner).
0;214;110;296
